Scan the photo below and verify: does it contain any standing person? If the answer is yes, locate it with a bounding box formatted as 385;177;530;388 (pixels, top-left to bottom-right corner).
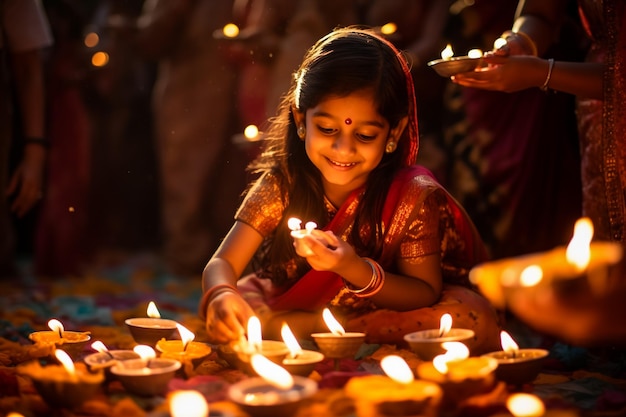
0;0;53;278
136;0;246;277
200;27;502;354
452;0;626;244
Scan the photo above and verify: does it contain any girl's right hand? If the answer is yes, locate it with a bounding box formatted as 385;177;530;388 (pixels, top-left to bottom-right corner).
204;290;254;345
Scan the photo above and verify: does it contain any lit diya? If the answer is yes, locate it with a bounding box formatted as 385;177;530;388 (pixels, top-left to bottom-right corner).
345;355;443;417
83;340;139;375
169;390;210;417
482;331;549;386
288;217;318;256
17;349;103;409
311;308;365;366
470;217;623;310
280;323;324;377
156;323;212;376
428;44;485;77
125;301;178;345
110;345;181;397
404;313;475;360
228;353;318;417
417;341;499;409
29;318;91;360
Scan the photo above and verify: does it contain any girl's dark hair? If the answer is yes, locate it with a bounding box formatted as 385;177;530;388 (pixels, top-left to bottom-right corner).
249;27;415;286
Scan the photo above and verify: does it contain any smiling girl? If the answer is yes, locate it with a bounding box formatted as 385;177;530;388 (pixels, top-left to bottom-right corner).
200;27;501;354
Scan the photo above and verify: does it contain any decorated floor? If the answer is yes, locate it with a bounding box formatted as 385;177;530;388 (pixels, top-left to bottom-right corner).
1;255;625;416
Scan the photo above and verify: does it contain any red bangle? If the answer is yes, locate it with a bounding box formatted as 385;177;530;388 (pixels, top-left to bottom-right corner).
198;283;238;320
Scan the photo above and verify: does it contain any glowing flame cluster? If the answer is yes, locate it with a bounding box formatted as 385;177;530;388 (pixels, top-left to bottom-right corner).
433;342;469;374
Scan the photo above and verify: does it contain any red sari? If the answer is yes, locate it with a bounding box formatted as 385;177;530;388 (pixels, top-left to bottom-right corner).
236;166;501;354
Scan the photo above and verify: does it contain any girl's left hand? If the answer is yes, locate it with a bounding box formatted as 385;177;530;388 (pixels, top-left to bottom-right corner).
294;230;357;272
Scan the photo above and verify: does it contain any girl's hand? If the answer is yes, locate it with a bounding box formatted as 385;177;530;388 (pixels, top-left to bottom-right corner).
451;55;546;93
204;290;254;345
295;230;358;273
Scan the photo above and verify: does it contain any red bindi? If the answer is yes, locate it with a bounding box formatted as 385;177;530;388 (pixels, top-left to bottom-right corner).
344;118;352;125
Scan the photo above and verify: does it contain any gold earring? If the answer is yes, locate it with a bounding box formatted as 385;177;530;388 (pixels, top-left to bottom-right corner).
297;125;306;139
385;141;395;153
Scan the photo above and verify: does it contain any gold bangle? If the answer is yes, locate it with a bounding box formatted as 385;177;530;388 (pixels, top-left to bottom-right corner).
198;283;238;320
540;58;555;91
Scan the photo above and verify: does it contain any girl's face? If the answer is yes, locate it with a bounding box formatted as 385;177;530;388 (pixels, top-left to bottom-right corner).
295;89;404;205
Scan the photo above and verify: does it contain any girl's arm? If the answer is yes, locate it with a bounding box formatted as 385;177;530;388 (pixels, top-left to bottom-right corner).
201;221;264;343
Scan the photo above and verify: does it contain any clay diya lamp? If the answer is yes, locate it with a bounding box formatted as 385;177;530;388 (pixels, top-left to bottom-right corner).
403;313;475;360
29;318;91;360
110;345;181;397
168;389;210;417
17;349;104;409
288;217;318;256
311;308;365;369
280;323;324;377
228;354;318;417
125;301;178;346
481;331;549;386
83;340;140;381
345;355;443;417
156;323;212;376
469;217;623;310
417;341;499;411
225;316;289;374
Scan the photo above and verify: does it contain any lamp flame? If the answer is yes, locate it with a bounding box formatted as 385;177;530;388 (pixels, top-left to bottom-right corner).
506;393;546;417
438;313;452;337
441;44;454;60
467;48;483;58
147;301;162;318
381;355;414;384
281;323;302;358
519;265;543;287
55;349;76;375
566;217;593;271
500;331;519;357
244;124;260;141
48;319;64;338
222;23;240;38
305;221;317;233
170;390;209;417
322;308;345;336
380;22;397;35
176;323;195;351
133;345;157;360
247;316;263;352
91;340;109;354
288;217;302;231
432;341;470;374
250;353;294;389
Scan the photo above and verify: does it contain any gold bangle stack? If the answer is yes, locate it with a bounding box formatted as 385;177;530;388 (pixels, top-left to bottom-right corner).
343;257;386;298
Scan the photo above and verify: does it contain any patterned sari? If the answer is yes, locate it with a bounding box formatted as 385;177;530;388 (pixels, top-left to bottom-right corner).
236;165;502;354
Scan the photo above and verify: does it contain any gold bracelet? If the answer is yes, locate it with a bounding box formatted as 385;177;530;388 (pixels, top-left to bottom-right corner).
198;283;238;320
343;257;385;297
540;58;555;92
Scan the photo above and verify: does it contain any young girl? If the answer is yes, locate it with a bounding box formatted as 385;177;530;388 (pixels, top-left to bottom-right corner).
200;27;501;354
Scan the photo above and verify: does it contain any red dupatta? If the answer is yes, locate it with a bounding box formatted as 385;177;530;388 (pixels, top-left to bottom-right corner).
267;165;446;310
